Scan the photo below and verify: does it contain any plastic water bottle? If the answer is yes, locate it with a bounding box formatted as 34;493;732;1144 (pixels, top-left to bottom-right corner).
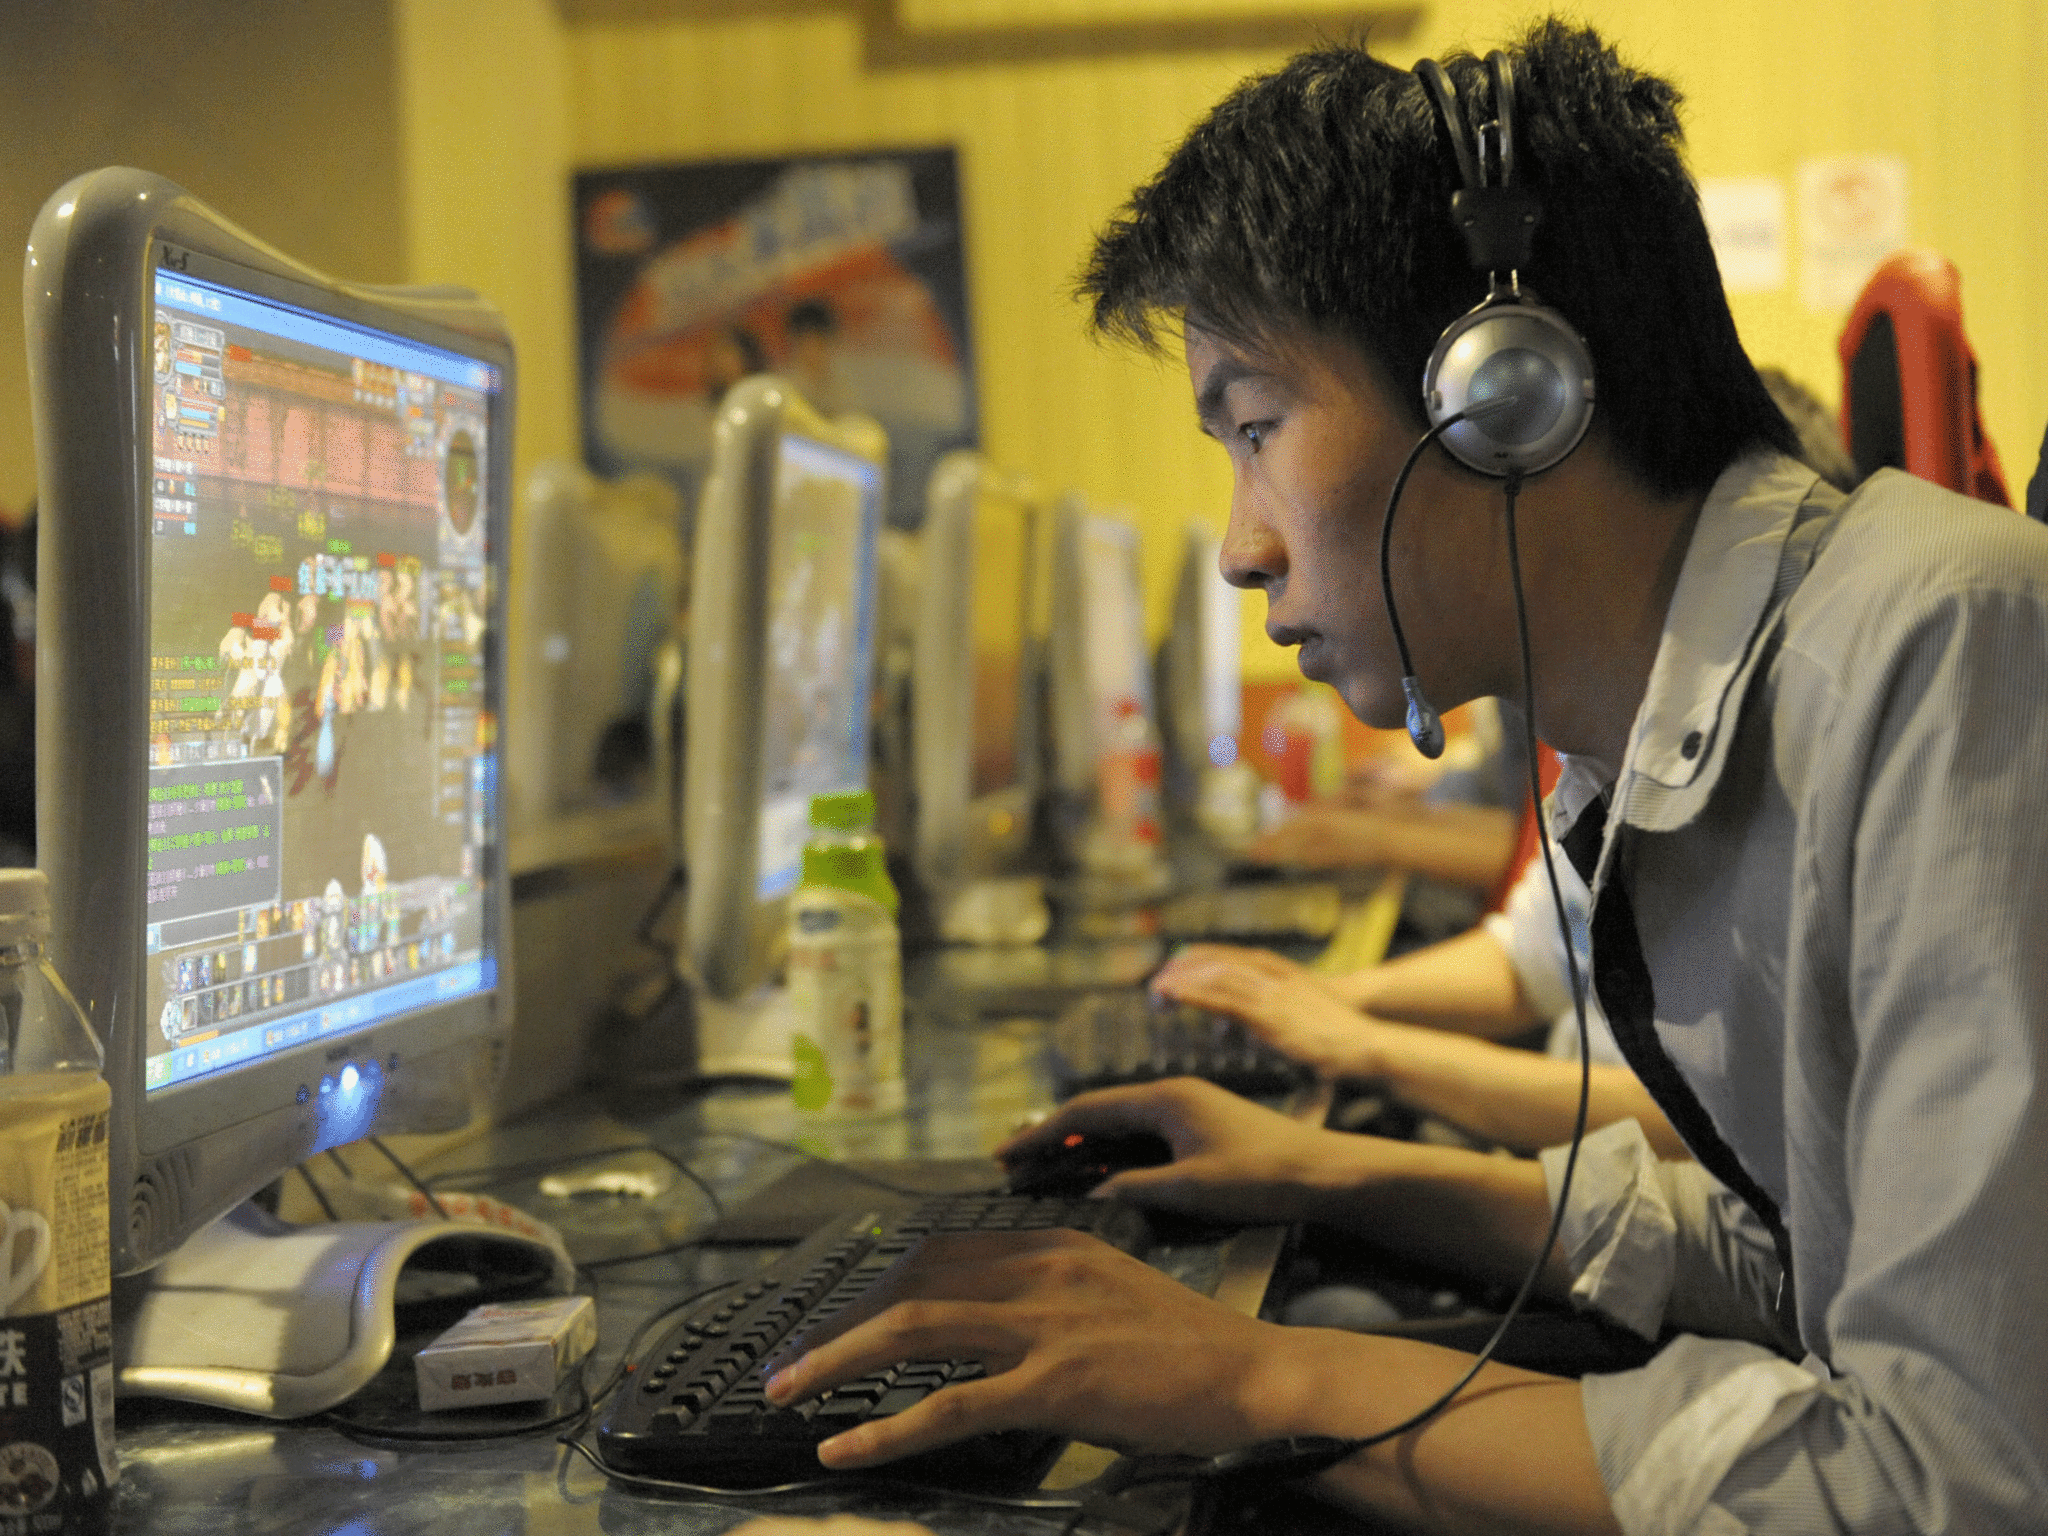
0;868;114;1532
787;791;904;1117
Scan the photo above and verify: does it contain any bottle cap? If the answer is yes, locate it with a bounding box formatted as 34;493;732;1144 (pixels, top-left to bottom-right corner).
809;789;876;832
799;842;900;914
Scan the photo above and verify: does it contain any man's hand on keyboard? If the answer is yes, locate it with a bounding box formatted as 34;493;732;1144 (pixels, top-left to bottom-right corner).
1152;944;1382;1080
760;1220;1329;1469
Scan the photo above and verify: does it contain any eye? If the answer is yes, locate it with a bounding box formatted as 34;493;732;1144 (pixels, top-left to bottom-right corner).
1240;421;1271;452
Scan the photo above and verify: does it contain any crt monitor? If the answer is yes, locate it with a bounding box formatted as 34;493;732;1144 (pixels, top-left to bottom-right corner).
1155;522;1258;851
506;460;683;870
26;168;515;1280
682;375;885;1071
911;450;1046;896
1045;495;1167;889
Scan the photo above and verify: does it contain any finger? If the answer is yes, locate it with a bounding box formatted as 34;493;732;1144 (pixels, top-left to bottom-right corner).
761;1230;1080;1378
814;1369;1044;1470
766;1298;1034;1407
1150;968;1275;1022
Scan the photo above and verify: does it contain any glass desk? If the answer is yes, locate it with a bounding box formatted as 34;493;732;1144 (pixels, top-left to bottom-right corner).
110;1014;1310;1536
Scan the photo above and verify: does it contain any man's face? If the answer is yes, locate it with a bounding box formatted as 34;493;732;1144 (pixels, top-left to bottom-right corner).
1187;324;1497;730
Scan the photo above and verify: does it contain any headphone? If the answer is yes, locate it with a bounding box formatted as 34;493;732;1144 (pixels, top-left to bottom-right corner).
1384;50;1597;759
1415;52;1595;476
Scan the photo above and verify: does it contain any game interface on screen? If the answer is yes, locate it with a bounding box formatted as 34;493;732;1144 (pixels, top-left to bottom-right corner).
142;268;499;1093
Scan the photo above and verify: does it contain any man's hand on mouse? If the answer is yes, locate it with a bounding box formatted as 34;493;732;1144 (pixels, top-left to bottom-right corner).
995;1078;1349;1224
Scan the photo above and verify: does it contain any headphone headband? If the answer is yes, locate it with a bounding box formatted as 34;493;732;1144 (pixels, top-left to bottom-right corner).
1413;50;1595;478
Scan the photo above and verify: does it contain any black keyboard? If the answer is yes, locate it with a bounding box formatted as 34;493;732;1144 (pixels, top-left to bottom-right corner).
1047;989;1315;1100
598;1191;1153;1492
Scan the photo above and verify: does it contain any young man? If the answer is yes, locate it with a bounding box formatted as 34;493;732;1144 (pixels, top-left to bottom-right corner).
766;21;2048;1531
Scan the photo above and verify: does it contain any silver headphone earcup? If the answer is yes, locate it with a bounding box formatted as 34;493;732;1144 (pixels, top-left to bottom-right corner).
1423;301;1596;476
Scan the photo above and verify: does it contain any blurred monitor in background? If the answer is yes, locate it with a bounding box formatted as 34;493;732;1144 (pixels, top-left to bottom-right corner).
911;451;1051;944
507;462;683;872
1045;497;1169;902
680;377;887;1076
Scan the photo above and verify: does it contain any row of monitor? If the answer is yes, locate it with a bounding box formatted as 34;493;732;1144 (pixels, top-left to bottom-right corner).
25;167;1247;1288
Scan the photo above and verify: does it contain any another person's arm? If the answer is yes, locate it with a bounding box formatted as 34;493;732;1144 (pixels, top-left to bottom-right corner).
1243;799;1518;891
1154;944;1683;1154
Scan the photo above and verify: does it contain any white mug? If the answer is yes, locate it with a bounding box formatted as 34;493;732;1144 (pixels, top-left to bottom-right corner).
0;1201;51;1316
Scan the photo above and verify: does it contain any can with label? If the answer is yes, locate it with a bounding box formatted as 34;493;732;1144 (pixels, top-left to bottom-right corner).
0;870;114;1535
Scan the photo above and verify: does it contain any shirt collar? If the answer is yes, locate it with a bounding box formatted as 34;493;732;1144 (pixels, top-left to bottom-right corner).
1547;450;1823;862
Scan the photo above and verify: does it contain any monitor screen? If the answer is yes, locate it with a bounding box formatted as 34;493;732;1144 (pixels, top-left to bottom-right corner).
28;168;515;1273
141;268;499;1096
755;433;882;900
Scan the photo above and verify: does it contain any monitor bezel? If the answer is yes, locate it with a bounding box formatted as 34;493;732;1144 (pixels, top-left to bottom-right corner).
26;167;516;1272
682;375;886;1003
911;450;1043;891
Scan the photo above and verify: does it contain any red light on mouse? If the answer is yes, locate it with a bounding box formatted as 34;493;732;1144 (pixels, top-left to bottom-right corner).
1063;1133;1084;1148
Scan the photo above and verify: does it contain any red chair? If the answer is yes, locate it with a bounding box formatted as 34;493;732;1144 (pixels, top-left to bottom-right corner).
1838;250;2010;506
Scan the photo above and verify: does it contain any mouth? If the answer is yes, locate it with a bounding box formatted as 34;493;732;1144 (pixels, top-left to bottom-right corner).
1285;632;1329;682
1267;623;1316;651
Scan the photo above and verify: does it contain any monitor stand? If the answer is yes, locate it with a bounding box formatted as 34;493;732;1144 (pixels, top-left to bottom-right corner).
693;982;797;1081
113;1199;571;1418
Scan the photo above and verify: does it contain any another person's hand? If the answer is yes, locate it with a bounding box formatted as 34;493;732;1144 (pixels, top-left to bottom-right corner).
1152;945;1388;1082
1241;801;1392;869
762;1219;1329;1470
1339;753;1439;810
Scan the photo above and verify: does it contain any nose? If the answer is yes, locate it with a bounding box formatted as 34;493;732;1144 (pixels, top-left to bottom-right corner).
1218;484;1284;592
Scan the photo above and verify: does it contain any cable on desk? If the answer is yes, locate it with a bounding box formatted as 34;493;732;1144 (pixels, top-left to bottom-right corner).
633;864;686;966
555;1436;1111;1520
423;1139;727;1222
576;1234;712;1276
705;1130;1006;1199
368;1135;452;1220
324;1280;744;1451
293;1162;340;1223
321;1359;600;1446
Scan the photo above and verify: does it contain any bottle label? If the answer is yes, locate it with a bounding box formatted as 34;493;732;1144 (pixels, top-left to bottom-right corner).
0;1076;115;1533
788;917;903;1117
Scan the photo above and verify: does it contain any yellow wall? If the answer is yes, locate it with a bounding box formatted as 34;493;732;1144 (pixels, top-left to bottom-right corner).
544;0;2048;683
7;1;2046;686
0;0;406;511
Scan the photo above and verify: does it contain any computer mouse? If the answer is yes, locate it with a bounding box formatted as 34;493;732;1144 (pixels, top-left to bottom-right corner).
1003;1129;1173;1198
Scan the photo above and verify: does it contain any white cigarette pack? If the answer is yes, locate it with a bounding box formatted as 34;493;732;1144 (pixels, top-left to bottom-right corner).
414;1294;597;1412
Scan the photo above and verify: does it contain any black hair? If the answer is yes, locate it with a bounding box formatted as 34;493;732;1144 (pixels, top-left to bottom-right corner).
1079;18;1798;496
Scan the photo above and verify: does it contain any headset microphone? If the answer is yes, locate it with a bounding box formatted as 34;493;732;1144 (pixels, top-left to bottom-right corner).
1380;395;1526;759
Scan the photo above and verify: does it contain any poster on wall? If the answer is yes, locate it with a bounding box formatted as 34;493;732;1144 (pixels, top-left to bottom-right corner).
574;147;976;531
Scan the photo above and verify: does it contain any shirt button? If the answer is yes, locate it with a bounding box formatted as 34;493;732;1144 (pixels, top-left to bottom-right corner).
1680;730;1703;760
